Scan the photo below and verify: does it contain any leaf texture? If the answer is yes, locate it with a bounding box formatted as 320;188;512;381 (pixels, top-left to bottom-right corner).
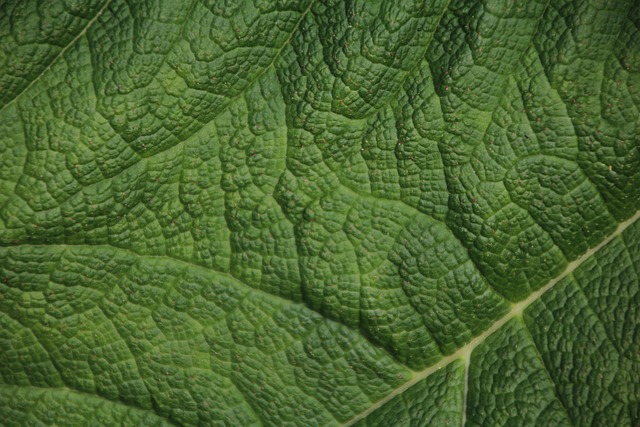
0;0;638;425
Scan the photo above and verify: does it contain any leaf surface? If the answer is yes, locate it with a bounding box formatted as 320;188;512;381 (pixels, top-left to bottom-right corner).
0;0;638;425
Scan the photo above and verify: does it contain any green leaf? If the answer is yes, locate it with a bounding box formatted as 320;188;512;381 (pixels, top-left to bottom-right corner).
0;0;638;425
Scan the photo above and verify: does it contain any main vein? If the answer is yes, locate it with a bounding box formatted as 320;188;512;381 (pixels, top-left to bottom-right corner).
343;209;640;426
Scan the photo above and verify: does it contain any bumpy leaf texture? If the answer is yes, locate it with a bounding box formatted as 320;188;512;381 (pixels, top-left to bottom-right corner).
0;0;639;425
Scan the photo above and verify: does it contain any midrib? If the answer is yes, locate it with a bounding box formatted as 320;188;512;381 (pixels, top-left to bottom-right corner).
343;209;640;426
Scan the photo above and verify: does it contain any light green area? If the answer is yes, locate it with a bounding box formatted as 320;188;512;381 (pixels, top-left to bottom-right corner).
0;0;638;425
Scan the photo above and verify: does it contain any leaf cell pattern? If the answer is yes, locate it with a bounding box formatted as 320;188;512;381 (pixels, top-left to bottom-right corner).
0;0;639;425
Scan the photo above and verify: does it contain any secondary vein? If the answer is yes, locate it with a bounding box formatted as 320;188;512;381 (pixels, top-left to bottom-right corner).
0;0;114;115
